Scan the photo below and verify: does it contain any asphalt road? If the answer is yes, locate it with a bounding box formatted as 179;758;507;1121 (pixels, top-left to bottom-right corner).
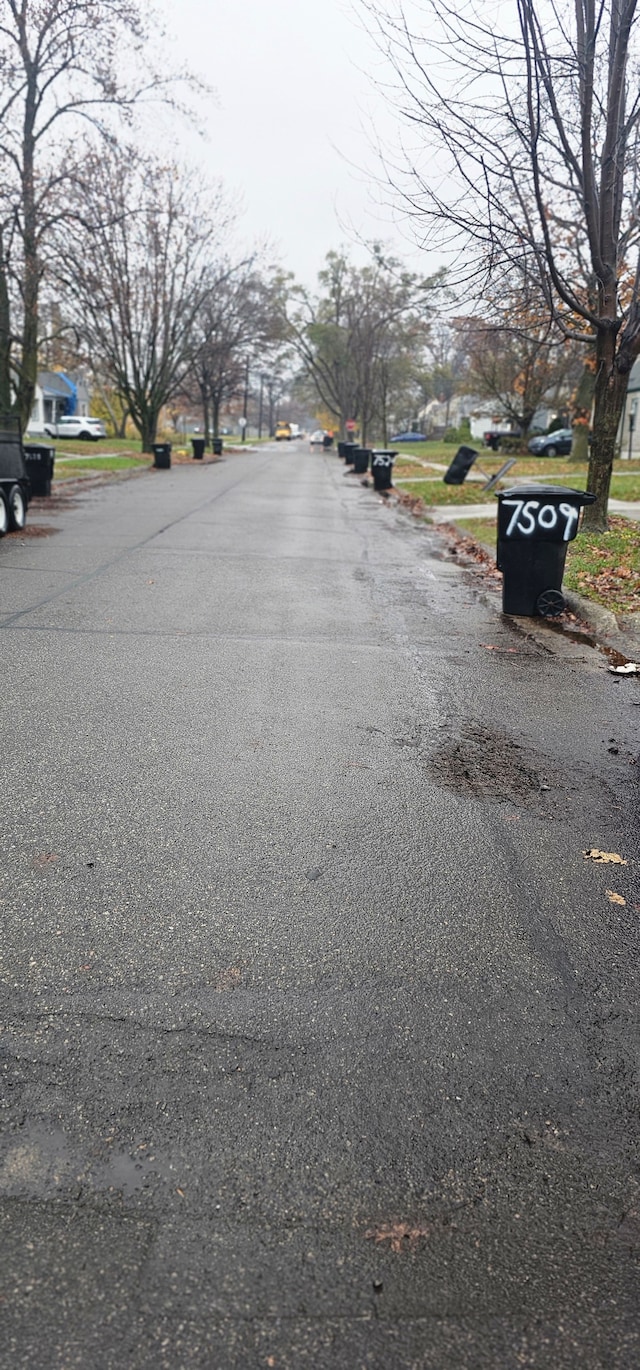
1;445;639;1369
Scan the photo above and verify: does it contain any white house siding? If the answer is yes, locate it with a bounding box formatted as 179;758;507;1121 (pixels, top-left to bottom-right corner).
618;358;640;459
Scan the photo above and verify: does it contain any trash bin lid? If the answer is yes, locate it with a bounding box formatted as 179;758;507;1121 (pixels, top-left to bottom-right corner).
497;484;596;543
498;484;596;506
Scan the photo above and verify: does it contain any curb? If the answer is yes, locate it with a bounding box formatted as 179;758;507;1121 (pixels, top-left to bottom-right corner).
562;589;640;658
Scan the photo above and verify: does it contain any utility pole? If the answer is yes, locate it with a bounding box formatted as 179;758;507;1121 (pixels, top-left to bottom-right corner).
258;373;265;439
242;359;249;443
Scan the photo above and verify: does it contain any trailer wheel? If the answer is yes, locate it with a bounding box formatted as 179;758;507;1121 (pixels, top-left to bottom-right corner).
7;484;26;530
0;492;8;537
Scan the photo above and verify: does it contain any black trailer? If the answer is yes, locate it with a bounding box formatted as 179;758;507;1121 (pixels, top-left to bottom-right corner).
0;417;31;535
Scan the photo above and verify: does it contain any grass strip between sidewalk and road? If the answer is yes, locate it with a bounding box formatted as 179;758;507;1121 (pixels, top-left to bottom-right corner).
54;455;150;476
398;479;501;506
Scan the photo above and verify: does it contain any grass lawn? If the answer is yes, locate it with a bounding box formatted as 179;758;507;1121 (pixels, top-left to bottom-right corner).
54;454;150;478
564;516;640;614
27;436;145;456
453;517;496;547
398;479;501;506
541;473;640;501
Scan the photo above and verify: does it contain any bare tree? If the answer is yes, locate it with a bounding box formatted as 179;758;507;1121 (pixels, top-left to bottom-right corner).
57;147;232;451
188;259;288;445
457;292;583;435
288;247;443;444
362;0;640;528
0;0;199;429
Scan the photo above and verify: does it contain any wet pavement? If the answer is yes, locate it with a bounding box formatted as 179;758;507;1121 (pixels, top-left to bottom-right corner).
1;445;639;1368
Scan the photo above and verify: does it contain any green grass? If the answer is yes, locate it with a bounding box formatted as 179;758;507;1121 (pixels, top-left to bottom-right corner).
54;454;150;477
453;517;496;547
564;516;640;614
541;473;640;500
398;479;501;506
27;435;145;455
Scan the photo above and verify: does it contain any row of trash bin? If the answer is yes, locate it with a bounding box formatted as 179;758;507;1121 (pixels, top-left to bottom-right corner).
20;437;224;492
337;441;397;493
24;430;595;623
153;438;223;468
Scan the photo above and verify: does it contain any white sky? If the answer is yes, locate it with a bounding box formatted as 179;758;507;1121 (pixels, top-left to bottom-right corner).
157;0;410;286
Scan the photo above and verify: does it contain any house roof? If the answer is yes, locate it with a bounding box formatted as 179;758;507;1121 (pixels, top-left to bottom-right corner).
38;371;74;399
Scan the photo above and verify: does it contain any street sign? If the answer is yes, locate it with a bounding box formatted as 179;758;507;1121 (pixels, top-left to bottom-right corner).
346;419;356;431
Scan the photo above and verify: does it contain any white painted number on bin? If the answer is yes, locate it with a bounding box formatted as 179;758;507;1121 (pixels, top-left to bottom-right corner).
502;499;579;540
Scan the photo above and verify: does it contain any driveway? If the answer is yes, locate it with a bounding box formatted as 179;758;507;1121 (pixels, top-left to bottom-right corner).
1;446;639;1368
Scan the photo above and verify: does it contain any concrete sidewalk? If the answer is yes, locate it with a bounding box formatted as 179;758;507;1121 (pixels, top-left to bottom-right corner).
423;497;640;521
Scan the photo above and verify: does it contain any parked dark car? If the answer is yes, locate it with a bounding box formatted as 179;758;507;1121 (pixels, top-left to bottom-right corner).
527;428;573;457
389;431;427;442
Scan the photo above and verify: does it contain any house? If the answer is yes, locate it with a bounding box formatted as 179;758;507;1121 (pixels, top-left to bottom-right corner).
27;371;91;435
418;393;556;440
619;358;640;458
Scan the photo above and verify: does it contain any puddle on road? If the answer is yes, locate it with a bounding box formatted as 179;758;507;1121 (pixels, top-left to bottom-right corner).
541;618;636;668
0;1121;179;1200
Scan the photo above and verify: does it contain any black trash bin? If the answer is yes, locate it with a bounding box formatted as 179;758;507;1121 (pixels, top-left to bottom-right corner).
337;441;347;459
23;443;55;496
351;447;371;474
443;445;479;485
371;450;397;491
191;438;205;460
212;438;223;456
497;484;596;616
343;442;357;465
152;443;171;469
322;433;334;449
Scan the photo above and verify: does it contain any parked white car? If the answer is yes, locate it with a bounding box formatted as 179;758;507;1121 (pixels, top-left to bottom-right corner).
44;416;106;441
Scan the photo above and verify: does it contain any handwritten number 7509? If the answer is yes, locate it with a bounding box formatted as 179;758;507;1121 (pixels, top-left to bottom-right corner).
501;499;579;540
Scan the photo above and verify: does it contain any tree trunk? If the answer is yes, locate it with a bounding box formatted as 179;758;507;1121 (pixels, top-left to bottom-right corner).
0;239;12;415
16;88;39;432
570;361;595;463
139;410;158;453
212;396;220;441
583;329;627;532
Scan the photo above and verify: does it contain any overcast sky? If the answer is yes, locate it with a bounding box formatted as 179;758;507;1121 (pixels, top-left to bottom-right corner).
157;0;408;287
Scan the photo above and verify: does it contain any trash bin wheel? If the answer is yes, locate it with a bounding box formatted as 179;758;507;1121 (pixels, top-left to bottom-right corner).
536;587;565;617
0;492;8;537
7;484;26;530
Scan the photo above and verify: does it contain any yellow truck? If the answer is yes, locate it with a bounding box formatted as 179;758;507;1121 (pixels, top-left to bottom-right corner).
275;421;291;441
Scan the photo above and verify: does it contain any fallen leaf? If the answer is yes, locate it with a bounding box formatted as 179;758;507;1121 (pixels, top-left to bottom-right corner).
214;966;243;992
34;852;59;867
606;891;627;906
583;849;627;865
365;1221;431;1253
